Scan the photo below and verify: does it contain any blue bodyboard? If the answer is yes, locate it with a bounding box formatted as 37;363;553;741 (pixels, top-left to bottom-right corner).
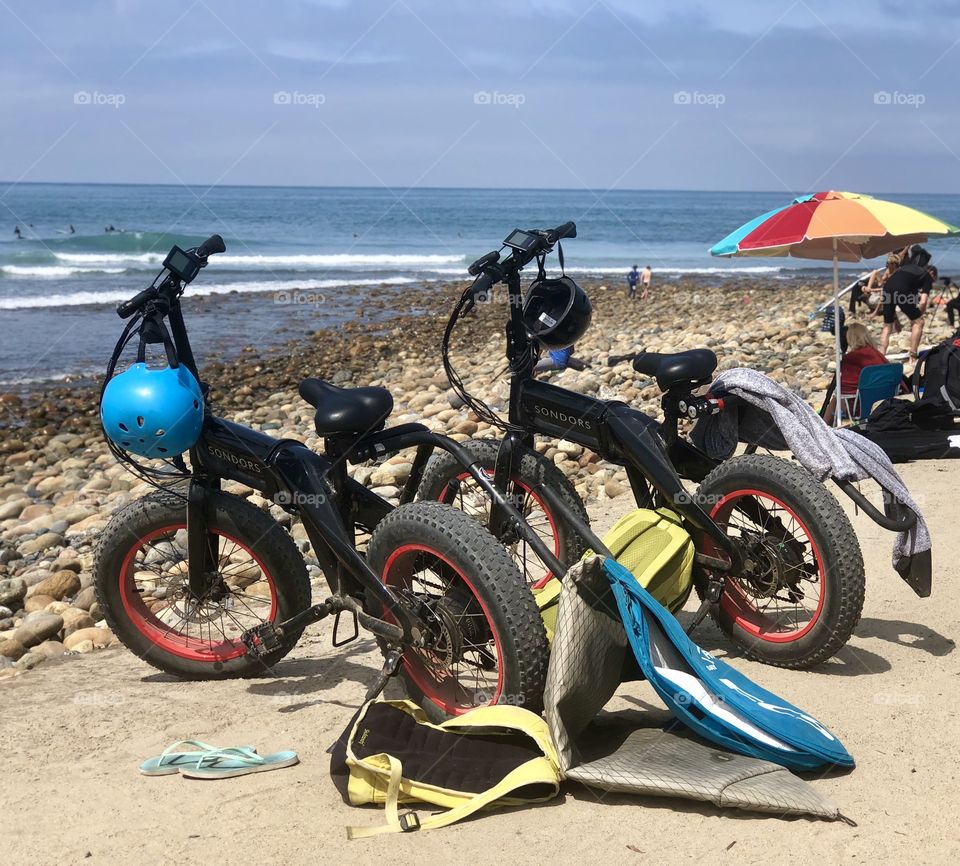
604;557;854;771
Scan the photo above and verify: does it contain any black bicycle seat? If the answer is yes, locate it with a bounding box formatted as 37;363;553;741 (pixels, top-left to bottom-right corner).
632;349;718;392
299;378;394;435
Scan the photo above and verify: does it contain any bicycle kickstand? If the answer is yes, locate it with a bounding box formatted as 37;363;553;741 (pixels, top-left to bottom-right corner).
363;649;402;702
685;577;724;635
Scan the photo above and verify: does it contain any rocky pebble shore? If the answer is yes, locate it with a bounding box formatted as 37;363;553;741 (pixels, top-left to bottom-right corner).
1;276;950;679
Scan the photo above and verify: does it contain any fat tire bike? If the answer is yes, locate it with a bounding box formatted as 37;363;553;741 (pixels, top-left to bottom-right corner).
93;234;550;719
420;222;925;669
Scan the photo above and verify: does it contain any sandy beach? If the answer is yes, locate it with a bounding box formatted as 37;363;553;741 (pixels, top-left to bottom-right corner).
2;468;957;865
2;278;958;864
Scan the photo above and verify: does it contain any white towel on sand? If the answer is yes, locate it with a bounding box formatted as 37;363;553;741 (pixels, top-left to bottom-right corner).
708;368;930;570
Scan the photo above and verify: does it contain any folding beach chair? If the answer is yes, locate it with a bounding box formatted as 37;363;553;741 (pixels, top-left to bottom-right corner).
840;363;904;422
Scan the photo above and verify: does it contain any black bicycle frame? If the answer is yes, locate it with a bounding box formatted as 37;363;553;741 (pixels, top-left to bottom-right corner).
161;292;567;648
488;265;739;561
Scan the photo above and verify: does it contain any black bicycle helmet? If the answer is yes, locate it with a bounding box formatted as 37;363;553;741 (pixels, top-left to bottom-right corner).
522;275;592;349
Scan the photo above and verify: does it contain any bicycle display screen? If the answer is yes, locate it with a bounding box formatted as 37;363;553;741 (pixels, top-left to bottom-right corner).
163;246;202;284
503;229;541;253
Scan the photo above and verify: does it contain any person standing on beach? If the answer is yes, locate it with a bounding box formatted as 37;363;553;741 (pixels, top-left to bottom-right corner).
627;265;639;300
641;265;653;300
878;246;933;360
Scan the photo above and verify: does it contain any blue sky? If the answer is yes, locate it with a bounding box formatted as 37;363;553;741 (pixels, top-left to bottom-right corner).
2;0;959;191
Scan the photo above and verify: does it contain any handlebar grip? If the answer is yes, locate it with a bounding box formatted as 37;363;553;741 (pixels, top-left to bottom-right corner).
471;271;495;297
117;287;157;319
552;221;577;241
196;234;226;257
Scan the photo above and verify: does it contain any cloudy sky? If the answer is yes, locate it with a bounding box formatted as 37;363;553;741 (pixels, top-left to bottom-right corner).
2;0;959;192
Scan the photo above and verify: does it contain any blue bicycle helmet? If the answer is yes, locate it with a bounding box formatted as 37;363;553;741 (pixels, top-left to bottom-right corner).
101;362;204;458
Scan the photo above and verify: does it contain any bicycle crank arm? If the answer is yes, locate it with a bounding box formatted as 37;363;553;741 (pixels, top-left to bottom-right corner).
336;594;409;645
241;601;333;658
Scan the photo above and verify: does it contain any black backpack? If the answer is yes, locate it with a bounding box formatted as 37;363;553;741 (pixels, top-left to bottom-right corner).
912;336;960;425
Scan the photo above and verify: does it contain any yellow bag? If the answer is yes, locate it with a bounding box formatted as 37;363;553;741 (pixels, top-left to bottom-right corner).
535;507;694;641
330;700;561;838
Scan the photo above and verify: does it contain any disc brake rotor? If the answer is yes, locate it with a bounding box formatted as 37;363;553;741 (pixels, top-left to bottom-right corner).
414;586;493;670
736;532;809;603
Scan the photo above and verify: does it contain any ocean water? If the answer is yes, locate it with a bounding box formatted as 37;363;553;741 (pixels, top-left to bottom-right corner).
2;184;959;384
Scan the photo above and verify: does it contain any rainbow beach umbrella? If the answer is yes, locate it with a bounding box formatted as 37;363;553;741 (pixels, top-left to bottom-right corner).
710;191;960;424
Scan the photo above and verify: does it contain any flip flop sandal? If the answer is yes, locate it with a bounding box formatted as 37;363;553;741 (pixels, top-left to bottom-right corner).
178;749;299;780
139;740;259;776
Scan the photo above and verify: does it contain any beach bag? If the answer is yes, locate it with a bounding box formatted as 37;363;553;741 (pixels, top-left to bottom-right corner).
912;338;960;424
329;700;561;838
865;398;917;434
604;556;854;771
544;555;848;821
534;507;693;642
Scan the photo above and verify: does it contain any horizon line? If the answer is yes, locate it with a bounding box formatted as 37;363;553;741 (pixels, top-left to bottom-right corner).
2;180;958;197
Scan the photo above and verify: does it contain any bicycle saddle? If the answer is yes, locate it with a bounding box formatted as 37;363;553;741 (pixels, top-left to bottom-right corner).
632;349;718;392
299;378;394;435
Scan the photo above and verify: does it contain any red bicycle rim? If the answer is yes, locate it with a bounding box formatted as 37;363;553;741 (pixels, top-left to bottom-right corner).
442;471;561;590
118;524;278;662
380;543;505;715
709;490;826;642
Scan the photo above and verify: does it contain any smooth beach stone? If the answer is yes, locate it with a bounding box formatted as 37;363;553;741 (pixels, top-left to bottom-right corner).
18;532;63;556
62;608;95;636
32;639;66;658
68;640;97;653
44;601;70;615
14;650;46;670
0;499;30;520
72;587;97;612
16;503;51;522
28;570;81;601
63;627;112;652
51;556;83;573
0;637;26;660
0;578;27;608
13;613;64;648
23;595;56;614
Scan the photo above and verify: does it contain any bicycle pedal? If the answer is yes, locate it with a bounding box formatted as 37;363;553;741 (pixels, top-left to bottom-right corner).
331;608;359;648
241;622;284;658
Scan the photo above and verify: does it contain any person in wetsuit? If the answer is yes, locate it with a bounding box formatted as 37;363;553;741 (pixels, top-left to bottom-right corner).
879;245;933;360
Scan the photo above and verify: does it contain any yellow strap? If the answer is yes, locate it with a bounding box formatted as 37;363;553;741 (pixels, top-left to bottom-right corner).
346;758;560;840
438;705;560;768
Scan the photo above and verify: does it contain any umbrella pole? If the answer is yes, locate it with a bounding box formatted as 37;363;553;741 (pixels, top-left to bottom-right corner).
833;238;843;427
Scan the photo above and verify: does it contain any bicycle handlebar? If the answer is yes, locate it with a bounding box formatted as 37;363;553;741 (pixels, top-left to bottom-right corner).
547;221;577;243
116;234;227;318
196;233;226;258
462;220;576;312
117;286;162;319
